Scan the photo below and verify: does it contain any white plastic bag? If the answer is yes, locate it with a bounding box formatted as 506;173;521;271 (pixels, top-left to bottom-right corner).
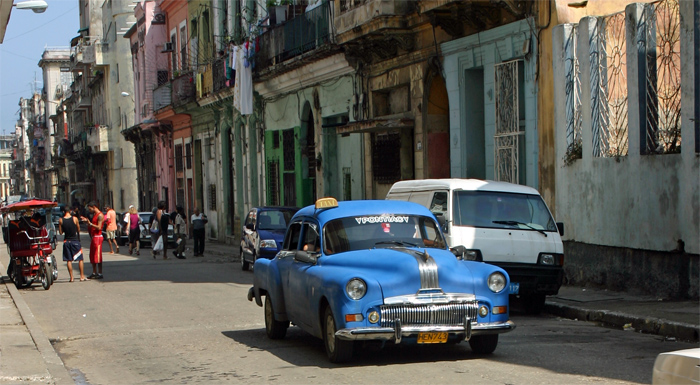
153;236;164;252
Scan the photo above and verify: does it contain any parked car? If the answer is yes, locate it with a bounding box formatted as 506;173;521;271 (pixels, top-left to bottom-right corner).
652;348;700;384
386;179;565;314
248;198;515;363
240;206;299;271
137;212;175;248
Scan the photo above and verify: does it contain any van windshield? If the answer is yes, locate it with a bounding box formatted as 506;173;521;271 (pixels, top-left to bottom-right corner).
453;191;557;232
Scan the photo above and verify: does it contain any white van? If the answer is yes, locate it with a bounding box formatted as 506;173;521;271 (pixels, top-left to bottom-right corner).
387;179;564;313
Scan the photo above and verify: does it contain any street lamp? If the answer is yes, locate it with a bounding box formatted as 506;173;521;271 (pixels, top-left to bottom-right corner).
13;0;48;13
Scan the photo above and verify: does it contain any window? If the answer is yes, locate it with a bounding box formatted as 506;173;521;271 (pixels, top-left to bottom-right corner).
179;24;188;71
208;137;215;159
371;132;401;183
115;63;119;83
209;184;216;210
170;32;177;73
301;223;320;252
283;222;302;251
175;144;183;171
185;142;192;169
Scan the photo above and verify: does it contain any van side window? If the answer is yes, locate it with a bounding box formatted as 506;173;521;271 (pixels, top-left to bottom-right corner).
429;192;448;216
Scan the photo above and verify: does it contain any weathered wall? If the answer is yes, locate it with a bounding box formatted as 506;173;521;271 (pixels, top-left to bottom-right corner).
564;241;699;299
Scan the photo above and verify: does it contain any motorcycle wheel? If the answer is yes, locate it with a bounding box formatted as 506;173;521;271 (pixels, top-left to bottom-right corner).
41;261;52;290
51;256;59;281
13;262;24;289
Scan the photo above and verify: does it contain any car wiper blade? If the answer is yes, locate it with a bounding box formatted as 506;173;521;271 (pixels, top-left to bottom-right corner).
374;240;418;247
492;220;547;237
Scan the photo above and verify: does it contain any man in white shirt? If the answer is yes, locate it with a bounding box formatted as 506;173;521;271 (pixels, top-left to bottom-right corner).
191;207;207;257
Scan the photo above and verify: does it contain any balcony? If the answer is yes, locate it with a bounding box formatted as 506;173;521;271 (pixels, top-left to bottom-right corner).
212;57;228;93
334;0;413;42
87;126;109;153
153;83;172;111
255;1;332;70
171;72;195;108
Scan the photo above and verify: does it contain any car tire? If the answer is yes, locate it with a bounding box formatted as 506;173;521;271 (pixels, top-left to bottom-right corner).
241;248;249;271
323;306;353;363
469;334;498;354
264;295;288;339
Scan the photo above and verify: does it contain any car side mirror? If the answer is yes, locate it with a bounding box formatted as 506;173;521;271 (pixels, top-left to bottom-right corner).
451;245;467;259
556;222;564;236
294;250;317;265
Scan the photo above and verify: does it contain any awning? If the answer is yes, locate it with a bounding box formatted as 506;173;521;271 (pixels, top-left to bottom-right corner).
1;199;57;213
70;35;81;47
77;26;89;33
335;118;414;135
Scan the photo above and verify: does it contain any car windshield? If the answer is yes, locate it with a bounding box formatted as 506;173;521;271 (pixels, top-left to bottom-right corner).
453;191;557;232
323;214;446;254
140;213;152;223
258;209;295;230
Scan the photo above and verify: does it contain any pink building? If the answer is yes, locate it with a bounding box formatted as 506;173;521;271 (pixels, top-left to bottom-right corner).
123;1;175;211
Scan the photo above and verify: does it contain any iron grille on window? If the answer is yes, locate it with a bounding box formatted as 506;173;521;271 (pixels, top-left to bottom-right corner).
268;160;280;206
175;144;183;171
372;132;401;184
157;70;169;87
185;143;192;169
283;129;295;171
209;184;216;210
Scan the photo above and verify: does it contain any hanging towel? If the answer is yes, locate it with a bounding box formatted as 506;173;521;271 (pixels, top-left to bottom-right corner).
233;44;253;115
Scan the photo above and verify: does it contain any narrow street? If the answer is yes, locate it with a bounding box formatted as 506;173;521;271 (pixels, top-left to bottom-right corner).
1;236;694;385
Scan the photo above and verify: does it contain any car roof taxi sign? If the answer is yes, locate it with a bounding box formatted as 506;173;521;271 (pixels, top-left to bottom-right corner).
315;197;338;210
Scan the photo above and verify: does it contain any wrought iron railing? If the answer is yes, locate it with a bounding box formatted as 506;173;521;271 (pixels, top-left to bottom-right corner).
591;11;629;157
564;25;582;166
255;1;332;69
212;57;228;93
644;0;681;154
171;72;195;107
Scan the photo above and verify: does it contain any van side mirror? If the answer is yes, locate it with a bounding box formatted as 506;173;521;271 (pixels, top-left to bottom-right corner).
435;213;448;233
556;222;564;236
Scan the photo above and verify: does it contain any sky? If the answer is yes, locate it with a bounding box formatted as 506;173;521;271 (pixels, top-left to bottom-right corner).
0;0;79;137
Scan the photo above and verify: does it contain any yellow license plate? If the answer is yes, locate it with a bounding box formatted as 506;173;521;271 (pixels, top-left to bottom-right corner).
417;332;448;344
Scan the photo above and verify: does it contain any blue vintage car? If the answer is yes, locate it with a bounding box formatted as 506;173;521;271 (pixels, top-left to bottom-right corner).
248;198;515;362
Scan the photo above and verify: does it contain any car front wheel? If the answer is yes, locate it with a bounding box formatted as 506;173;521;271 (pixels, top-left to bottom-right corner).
469;334;498;354
323;306;353;363
264;295;288;339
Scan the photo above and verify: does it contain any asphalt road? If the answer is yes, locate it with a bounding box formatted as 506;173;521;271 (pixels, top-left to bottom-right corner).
2;236;696;385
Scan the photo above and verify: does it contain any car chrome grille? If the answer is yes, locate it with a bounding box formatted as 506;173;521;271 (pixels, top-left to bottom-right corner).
379;301;478;327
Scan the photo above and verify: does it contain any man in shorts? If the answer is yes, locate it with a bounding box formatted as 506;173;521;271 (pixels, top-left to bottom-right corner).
104;204;119;254
58;206;87;281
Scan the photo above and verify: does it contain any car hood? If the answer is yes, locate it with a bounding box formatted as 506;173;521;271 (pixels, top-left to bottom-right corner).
256;228;286;242
318;248;499;298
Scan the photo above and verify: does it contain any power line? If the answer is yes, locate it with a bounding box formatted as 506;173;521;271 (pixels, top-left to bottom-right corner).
3;6;79;42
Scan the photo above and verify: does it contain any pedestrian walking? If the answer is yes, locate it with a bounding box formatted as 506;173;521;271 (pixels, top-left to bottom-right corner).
125;205;141;256
191;207;207;257
171;206;187;259
58;206;87;282
81;201;104;279
104;204;119;254
154;201;170;259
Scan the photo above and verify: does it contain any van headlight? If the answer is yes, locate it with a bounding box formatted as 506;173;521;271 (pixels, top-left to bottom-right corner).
488;272;507;293
346;278;367;300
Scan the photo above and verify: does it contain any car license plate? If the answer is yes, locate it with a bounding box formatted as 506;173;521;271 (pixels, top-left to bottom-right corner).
509;282;520;295
417;332;448;344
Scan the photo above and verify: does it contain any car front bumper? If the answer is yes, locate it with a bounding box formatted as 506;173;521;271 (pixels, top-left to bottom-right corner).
335;320;515;343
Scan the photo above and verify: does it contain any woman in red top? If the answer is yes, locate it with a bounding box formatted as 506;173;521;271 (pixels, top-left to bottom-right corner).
81;201;104;279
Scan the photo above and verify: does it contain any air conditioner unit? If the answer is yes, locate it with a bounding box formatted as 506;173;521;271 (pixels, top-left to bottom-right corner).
162;42;174;52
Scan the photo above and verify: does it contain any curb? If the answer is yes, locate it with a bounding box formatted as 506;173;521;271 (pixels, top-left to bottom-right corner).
0;261;74;385
544;302;700;343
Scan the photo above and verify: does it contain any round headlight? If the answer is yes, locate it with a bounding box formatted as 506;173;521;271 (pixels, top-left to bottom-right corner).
488;272;507;293
346;278;367;300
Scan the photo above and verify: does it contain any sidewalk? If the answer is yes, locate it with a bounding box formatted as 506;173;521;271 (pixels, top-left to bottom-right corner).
1;239;698;384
